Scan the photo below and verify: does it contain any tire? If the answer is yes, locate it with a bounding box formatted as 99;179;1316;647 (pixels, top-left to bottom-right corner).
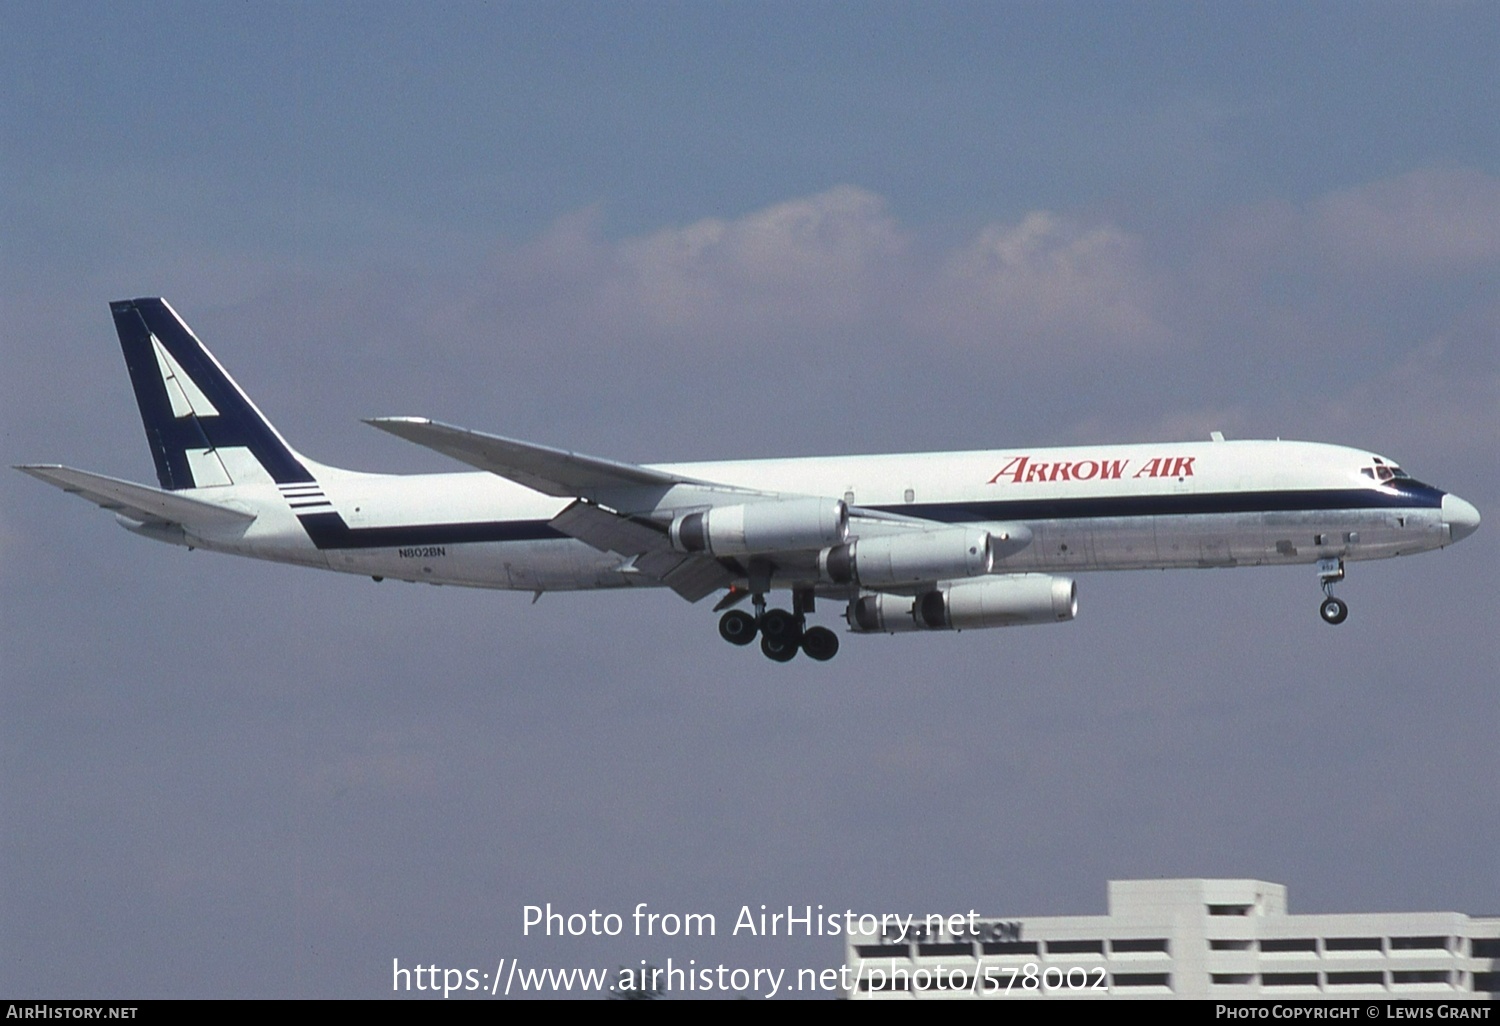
1319;596;1349;625
760;608;800;641
761;634;799;662
801;626;840;661
718;609;758;646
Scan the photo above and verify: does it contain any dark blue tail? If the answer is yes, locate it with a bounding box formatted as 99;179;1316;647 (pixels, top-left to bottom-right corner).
111;298;314;489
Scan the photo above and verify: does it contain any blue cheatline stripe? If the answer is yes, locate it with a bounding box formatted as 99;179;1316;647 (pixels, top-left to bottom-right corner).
293;484;1445;552
112;298;315;489
297;512;564;550
873;484;1445;524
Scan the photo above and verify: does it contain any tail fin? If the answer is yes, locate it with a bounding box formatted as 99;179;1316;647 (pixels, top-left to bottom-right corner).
111;298;315;489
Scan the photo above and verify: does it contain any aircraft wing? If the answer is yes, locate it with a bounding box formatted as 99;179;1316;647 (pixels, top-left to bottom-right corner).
548;499;736;602
363;418;980;603
367;418;846;603
15;464;257;529
365;417;749;501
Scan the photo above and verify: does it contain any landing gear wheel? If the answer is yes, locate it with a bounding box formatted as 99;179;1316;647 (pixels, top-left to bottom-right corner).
1319;596;1349;625
761;634;799;662
760;608;800;642
801;626;840;662
718;609;758;646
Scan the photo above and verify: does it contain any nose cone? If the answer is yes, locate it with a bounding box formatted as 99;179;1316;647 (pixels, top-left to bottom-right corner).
1442;493;1481;543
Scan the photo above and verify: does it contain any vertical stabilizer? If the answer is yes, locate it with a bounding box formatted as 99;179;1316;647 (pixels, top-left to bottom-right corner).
112;298;315;489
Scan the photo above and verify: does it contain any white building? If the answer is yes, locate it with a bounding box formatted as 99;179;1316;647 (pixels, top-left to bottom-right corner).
843;879;1500;999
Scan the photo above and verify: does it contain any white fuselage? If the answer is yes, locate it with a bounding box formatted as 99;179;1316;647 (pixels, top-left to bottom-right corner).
167;438;1467;593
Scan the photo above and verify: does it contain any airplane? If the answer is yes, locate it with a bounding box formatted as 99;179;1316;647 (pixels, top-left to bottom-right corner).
18;298;1481;662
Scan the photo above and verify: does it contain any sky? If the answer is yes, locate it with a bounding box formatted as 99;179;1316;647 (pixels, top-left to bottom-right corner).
3;1;1498;1000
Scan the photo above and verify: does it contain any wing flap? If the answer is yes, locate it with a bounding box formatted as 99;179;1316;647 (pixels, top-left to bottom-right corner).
548;499;735;602
548;497;668;552
652;556;738;603
16;464;257;529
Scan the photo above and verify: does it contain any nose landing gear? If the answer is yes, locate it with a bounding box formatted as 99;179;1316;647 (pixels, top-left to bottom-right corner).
1317;558;1349;625
1319;595;1349;625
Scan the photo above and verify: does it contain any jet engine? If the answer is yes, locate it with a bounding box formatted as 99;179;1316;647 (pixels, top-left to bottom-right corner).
847;574;1078;633
915;574;1077;629
670;497;848;555
820;527;993;587
845;592;924;633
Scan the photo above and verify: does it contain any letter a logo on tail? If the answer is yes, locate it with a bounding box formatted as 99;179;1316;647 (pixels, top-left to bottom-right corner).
112;298;315;490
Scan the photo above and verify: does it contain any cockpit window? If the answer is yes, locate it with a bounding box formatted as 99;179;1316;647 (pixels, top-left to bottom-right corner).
1363;462;1420;487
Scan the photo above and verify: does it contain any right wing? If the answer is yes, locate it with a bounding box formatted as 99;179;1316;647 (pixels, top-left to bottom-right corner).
15;464;256;529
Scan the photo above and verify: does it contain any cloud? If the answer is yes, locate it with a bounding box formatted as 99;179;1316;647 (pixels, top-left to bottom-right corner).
1311;168;1500;276
211;170;1493;458
22;170;1486;463
615;185;906;332
468;187;1173;377
919;211;1174;356
1306;310;1500;468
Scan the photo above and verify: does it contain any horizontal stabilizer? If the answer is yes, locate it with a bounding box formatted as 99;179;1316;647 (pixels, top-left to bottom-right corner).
549;499;735;602
15;464;257;529
365;417;729;501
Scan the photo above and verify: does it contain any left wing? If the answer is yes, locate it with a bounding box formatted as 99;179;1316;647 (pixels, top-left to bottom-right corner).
368;418;751;601
365;417;751;501
366;417;953;603
366;415;925;522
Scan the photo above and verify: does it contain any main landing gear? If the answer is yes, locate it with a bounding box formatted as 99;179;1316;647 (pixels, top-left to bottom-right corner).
716;590;841;662
1317;558;1349;625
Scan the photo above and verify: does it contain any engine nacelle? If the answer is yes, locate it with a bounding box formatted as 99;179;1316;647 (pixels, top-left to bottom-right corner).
846;593;922;633
915;575;1077;630
670;497;848;556
820;527;993;586
847;575;1077;634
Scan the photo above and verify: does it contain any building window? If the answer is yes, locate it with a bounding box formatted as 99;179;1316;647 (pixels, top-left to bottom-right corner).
1392;970;1450;985
1047;940;1104;955
1324;937;1382;952
1211;974;1254;985
1390;936;1450;951
917;942;973;957
1208;904;1253;916
1261;938;1318;953
1210;939;1253;951
1326;971;1384;986
1111;938;1169;954
1262;973;1319;987
1472;938;1500;958
1113;973;1171;988
981;940;1039;955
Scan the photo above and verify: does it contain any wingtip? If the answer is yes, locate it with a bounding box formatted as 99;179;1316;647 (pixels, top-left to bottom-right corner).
364;416;433;430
